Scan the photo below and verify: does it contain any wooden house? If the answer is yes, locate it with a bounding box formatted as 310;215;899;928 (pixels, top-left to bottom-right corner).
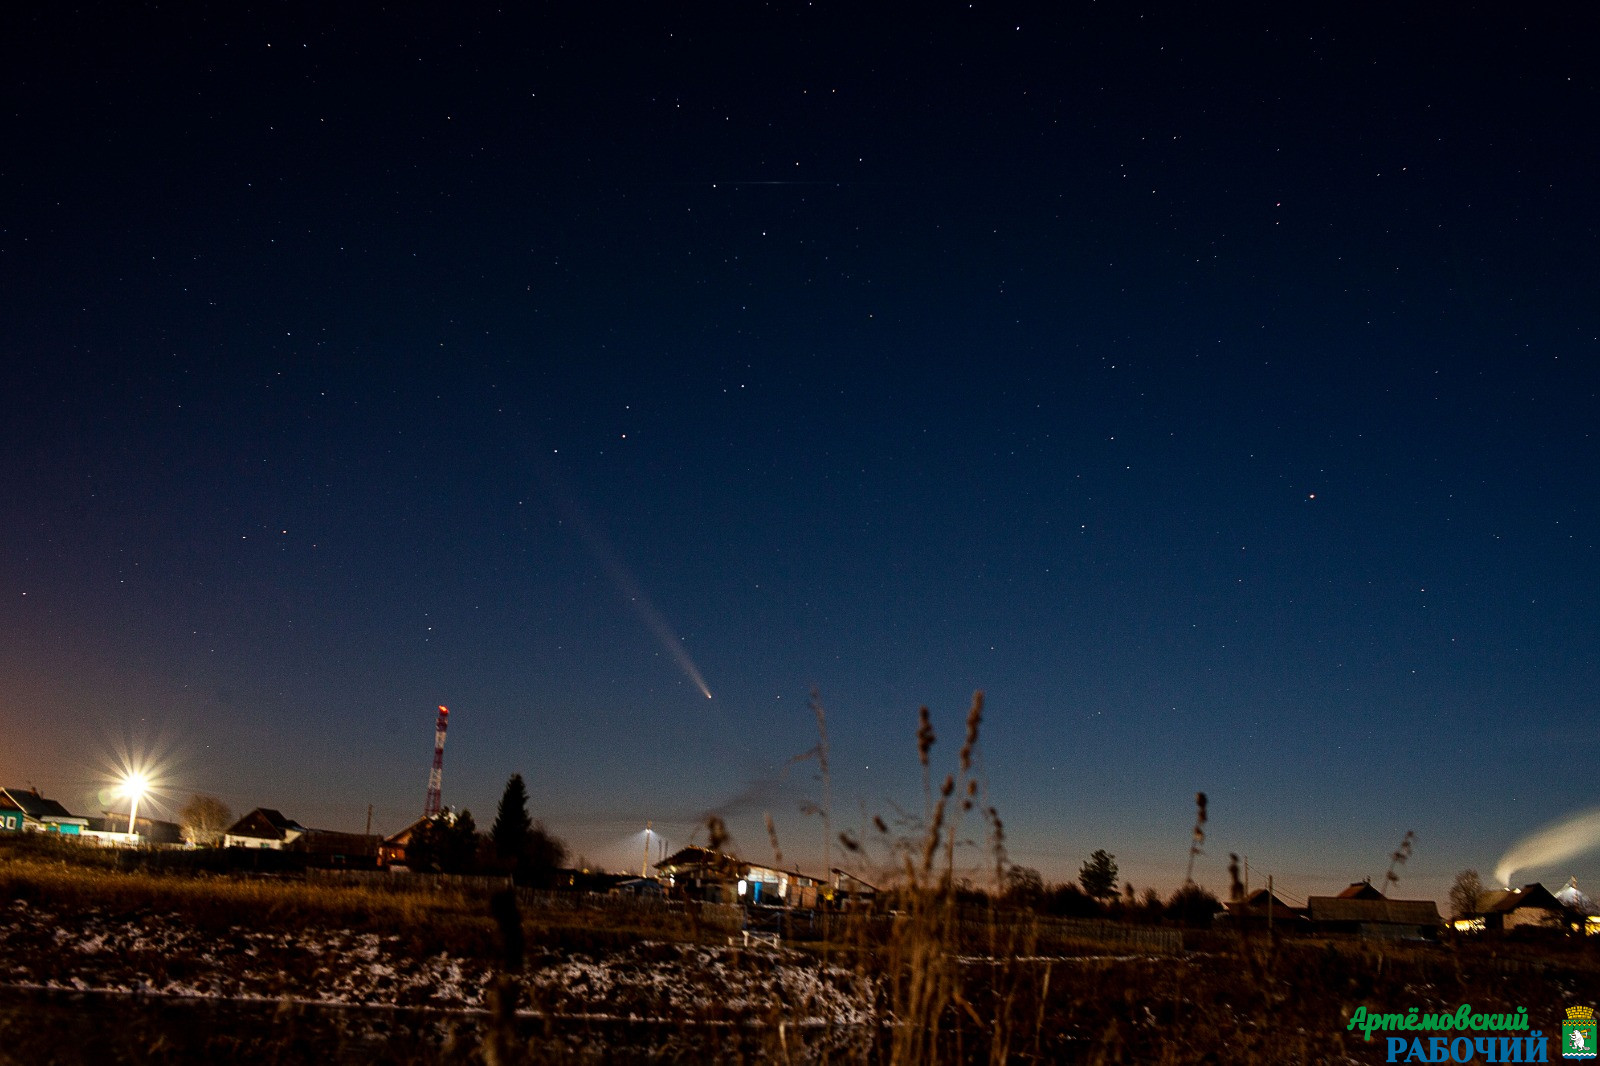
1475;883;1569;932
223;808;306;850
1221;887;1309;931
1307;894;1441;939
656;846;824;907
0;787;89;835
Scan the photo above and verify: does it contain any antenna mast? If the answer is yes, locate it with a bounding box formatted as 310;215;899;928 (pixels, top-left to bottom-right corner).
423;704;450;818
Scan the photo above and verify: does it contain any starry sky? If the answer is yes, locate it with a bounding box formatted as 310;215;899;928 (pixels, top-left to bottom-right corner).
3;4;1596;903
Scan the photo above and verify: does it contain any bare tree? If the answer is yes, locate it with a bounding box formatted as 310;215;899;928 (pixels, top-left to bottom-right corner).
179;794;232;847
1449;869;1484;921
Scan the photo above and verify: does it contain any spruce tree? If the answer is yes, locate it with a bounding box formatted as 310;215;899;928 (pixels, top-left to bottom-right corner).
491;773;534;869
1079;849;1120;901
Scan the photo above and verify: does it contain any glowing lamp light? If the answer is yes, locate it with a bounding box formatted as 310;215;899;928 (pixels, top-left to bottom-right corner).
122;773;149;838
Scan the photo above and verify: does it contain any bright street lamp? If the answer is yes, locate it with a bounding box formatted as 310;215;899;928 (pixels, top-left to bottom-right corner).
123;773;148;840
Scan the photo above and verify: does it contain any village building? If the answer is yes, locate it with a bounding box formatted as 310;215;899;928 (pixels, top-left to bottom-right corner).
1555;878;1600;935
830;868;880;911
223;807;378;865
1306;892;1441;939
1475;883;1570;932
0;787;89;835
82;814;185;847
655;846;825;907
610;877;665;898
294;827;380;867
1220;887;1309;932
377;817;429;868
1335;880;1386;900
223;808;307;850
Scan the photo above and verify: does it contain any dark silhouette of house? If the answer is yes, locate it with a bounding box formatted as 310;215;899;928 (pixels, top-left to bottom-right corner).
294;827;379;867
1336;880;1386;901
1475;883;1569;932
1221;888;1309;931
224;808;376;866
831;868;880;910
378;818;429;868
1307;893;1441;939
86;814;184;845
224;808;306;849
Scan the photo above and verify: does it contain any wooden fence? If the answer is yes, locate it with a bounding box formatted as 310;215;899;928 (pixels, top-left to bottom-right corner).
297;870;1181;951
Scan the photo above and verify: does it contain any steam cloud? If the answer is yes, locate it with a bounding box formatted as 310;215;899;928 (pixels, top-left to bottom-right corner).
1493;807;1600;888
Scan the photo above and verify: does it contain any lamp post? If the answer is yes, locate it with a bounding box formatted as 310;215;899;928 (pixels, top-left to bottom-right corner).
123;773;147;842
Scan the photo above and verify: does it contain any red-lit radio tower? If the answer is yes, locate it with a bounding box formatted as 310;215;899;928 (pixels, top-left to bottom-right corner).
423;704;450;818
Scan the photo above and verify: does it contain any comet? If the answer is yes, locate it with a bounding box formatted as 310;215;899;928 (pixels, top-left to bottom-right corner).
509;443;715;701
604;556;714;700
558;495;713;700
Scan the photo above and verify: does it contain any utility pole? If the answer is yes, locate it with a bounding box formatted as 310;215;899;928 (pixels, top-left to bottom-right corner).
1267;874;1274;937
365;804;373;838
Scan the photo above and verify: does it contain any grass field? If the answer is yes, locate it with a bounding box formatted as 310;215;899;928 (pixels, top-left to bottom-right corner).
2;837;1596;1064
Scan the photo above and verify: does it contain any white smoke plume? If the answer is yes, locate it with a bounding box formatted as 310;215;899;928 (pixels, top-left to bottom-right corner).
1494;807;1600;888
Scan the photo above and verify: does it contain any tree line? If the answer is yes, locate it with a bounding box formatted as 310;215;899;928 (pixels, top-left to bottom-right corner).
996;850;1223;928
404;773;568;886
178;774;568;887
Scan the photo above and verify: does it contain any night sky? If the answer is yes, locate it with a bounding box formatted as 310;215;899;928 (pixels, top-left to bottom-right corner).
3;4;1596;903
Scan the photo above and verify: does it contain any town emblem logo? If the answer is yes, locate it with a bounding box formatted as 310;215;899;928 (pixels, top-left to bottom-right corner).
1566;1006;1597;1061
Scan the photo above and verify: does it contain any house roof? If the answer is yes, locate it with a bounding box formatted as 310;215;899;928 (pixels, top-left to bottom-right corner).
225;807;306;840
1308;897;1441;926
832;868;881;892
1;787;84;822
655;846;822;884
657;846;746;874
1225;888;1303;915
1479;883;1565;915
382;817;432;847
85;815;185;844
293;827;378;856
1335;881;1385;900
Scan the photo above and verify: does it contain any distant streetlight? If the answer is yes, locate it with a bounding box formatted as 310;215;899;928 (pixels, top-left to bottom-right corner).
123;773;148;840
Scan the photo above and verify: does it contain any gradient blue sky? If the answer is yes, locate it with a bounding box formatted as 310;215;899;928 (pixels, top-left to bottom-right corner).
3;4;1596;903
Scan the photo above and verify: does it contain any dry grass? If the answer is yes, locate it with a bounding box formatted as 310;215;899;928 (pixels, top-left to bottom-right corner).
0;842;731;964
4;697;1597;1065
